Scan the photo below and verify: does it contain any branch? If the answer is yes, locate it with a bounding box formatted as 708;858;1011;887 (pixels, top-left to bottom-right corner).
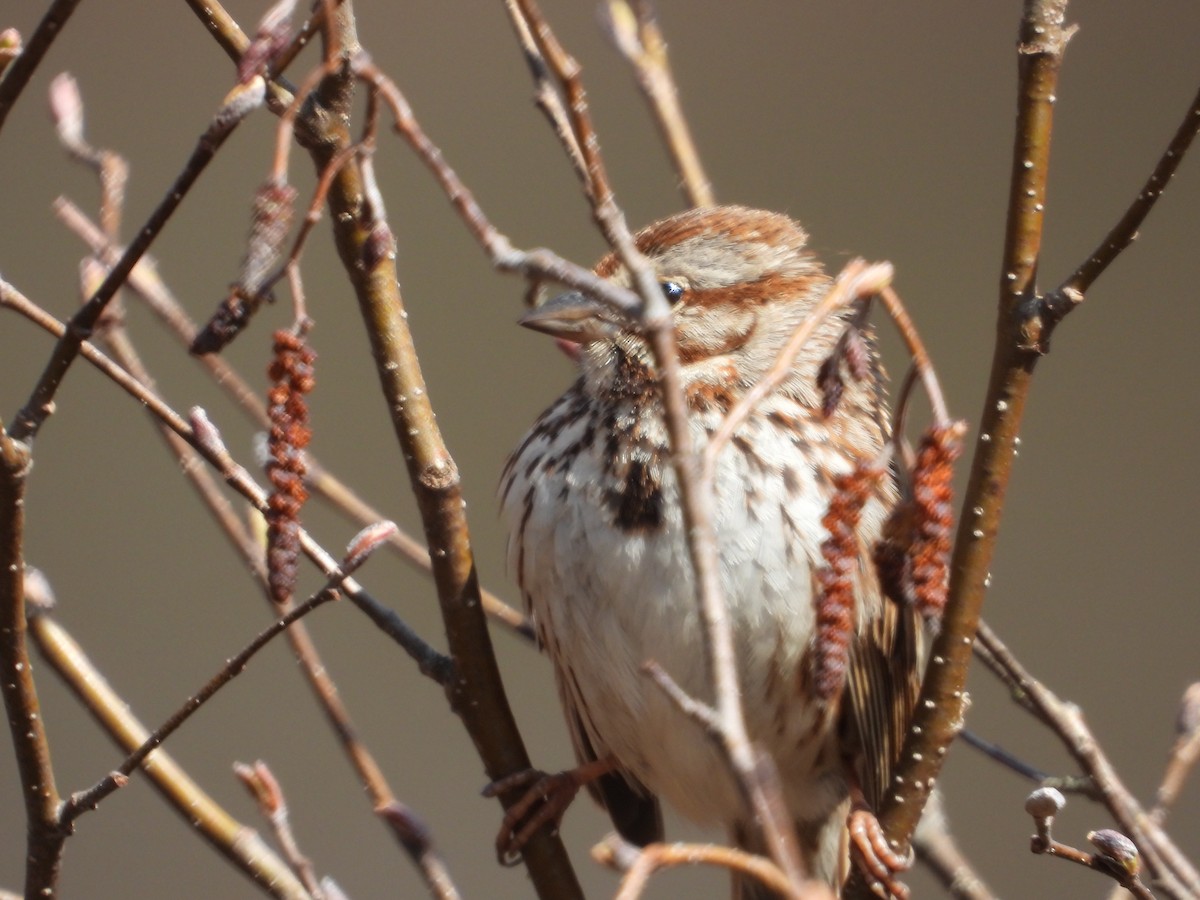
9;75;265;442
503;1;813;883
235;760;326;898
182;0;302;112
53;198;532;641
591;833;825;900
27;607;312;900
853;6;1078;884
0;278;452;685
1151;683;1200;825
979;624;1199;898
1025;789;1156;899
601;0;714;207
704;261;895;464
958;728;1098;798
44;74;464;869
61;526;389;826
377;802;464;900
1041;81;1200;332
286;7;582;898
0;427;64;897
0;0;82;135
912;808;997;900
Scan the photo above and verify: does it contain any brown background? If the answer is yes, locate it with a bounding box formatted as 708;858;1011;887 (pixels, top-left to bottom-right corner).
0;2;1196;898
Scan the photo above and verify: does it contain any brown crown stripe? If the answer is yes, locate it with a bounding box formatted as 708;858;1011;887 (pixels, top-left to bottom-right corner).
683;272;820;309
636;206;807;259
593;206;809;279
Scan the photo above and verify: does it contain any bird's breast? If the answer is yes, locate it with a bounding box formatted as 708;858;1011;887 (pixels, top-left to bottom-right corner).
501;389;880;826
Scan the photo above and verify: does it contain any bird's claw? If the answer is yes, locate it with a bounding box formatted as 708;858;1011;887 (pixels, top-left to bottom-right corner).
848;807;912;900
484;767;585;866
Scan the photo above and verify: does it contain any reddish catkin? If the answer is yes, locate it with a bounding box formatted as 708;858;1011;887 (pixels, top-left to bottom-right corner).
813;462;882;701
908;422;966;620
265;329;315;605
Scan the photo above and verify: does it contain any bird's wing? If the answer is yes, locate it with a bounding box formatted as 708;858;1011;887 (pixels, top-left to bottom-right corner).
558;659;664;845
842;571;923;812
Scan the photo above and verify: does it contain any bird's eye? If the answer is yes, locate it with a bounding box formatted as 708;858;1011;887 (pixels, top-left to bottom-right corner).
661;280;686;305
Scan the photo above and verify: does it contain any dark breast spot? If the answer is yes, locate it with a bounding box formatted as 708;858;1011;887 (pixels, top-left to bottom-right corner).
781;464;802;497
605;458;664;532
731;433;769;474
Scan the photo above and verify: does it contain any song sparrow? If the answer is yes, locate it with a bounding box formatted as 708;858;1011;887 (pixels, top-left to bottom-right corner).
500;206;920;896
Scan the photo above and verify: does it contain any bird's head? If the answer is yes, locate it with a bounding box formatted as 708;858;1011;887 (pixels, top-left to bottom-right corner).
520;206;837;408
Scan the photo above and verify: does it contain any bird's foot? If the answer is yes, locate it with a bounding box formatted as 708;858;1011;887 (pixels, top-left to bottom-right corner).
847;806;912;899
484;758;612;865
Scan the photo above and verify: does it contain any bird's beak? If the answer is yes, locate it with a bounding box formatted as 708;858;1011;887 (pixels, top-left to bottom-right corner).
518;291;620;344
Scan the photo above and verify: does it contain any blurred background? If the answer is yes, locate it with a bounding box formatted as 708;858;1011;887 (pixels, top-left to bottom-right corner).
0;1;1197;897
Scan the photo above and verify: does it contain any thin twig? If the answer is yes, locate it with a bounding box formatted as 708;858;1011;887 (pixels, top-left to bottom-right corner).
1025;800;1156;900
641;661;721;733
704;260;894;468
182;0;298;114
503;0;671;332
262;141;358;296
53;86;264;584
504;0;807;882
270;53;344;183
356;57;642;319
912;805;997;900
1151;683;1200;824
52;199;532;640
1041;81;1200;333
0;0;82;135
27;611;312;900
377;802;464;900
1031;834;1155;900
502;0;587;183
1104;685;1200;900
601;0;714;207
958;728;1098;798
9;75;265;443
61;560;365;824
83;285;434;850
979;622;1198;898
235;760;326;898
876;286;950;425
4;274;461;879
591;833;825;900
266;0;346;84
0;278;452;684
48;90;461;874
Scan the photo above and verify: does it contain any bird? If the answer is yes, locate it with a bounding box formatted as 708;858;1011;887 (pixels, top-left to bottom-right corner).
498;205;921;897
